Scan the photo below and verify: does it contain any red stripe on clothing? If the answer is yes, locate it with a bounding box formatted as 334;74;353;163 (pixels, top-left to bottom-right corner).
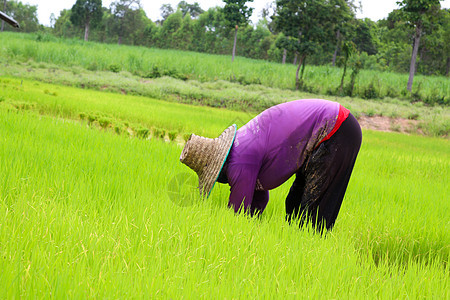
317;105;350;147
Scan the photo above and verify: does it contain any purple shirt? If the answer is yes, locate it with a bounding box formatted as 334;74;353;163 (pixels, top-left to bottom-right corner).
223;99;341;214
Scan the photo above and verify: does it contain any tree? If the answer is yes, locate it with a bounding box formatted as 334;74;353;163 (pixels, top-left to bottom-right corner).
442;9;450;75
160;3;174;23
50;13;56;28
353;18;378;55
191;7;227;53
414;8;449;75
173;13;195;50
339;41;356;94
222;0;254;62
327;0;356;67
397;0;441;91
273;0;334;89
70;0;103;41
1;0;39;32
177;1;204;19
110;0;146;45
142;19;159;47
1;0;6;32
53;9;77;37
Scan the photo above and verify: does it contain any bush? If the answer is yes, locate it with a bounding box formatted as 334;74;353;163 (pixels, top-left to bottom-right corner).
362;82;380;100
108;64;120;73
143;66;161;79
87;61;98;71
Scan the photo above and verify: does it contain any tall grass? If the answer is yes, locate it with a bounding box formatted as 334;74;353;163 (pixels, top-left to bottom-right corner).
1;76;449;137
1;100;448;297
0;32;448;105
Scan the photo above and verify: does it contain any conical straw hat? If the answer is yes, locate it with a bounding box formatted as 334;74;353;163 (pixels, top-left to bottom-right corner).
180;124;237;198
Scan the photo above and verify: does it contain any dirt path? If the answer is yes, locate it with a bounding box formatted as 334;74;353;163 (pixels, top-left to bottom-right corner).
357;115;421;134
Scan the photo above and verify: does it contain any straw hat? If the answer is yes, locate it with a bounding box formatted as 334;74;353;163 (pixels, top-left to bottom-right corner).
180;124;237;198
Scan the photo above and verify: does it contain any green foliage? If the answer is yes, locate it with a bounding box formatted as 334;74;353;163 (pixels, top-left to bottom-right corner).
1;0;39;32
109;1;152;46
135;126;150;139
98;117;112;128
0;32;448;107
362;81;380;99
154;128;166;139
70;0;103;40
1;0;449;81
223;0;254;28
108;63;121;73
159;11;183;48
168;130;177;141
178;1;204;19
183;133;191;142
0;98;449;298
273;0;356;88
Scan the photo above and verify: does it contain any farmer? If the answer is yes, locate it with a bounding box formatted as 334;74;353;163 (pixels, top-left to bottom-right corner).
180;99;362;232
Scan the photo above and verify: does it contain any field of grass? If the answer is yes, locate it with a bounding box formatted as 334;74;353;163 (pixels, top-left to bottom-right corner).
0;71;448;138
1;80;449;297
0;32;448;105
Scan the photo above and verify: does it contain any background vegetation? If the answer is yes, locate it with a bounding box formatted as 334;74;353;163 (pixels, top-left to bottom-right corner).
2;1;449;76
0;32;448;106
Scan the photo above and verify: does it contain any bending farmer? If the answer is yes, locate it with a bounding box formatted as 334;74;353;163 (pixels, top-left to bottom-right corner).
180;99;362;231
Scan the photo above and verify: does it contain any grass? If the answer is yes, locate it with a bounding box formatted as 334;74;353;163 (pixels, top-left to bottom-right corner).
0;31;448;105
0;72;448;137
0;86;449;298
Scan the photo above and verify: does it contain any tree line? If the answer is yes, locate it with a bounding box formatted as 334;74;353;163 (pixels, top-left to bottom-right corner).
1;0;449;90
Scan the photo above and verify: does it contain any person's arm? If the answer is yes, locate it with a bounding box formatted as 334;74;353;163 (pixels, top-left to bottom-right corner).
250;190;269;216
227;165;258;214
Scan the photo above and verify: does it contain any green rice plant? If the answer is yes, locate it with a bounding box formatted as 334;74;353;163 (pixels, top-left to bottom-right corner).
183;133;191;142
168;131;177;142
0;77;254;138
154;128;166;139
114;124;124;135
98;117;112;128
0;108;448;298
87;114;97;124
135;126;150;139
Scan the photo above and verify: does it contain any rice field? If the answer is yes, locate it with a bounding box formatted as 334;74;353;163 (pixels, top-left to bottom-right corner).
0;80;448;297
0;32;448;105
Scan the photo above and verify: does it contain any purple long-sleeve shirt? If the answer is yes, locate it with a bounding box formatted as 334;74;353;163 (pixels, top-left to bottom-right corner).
222;99;347;214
